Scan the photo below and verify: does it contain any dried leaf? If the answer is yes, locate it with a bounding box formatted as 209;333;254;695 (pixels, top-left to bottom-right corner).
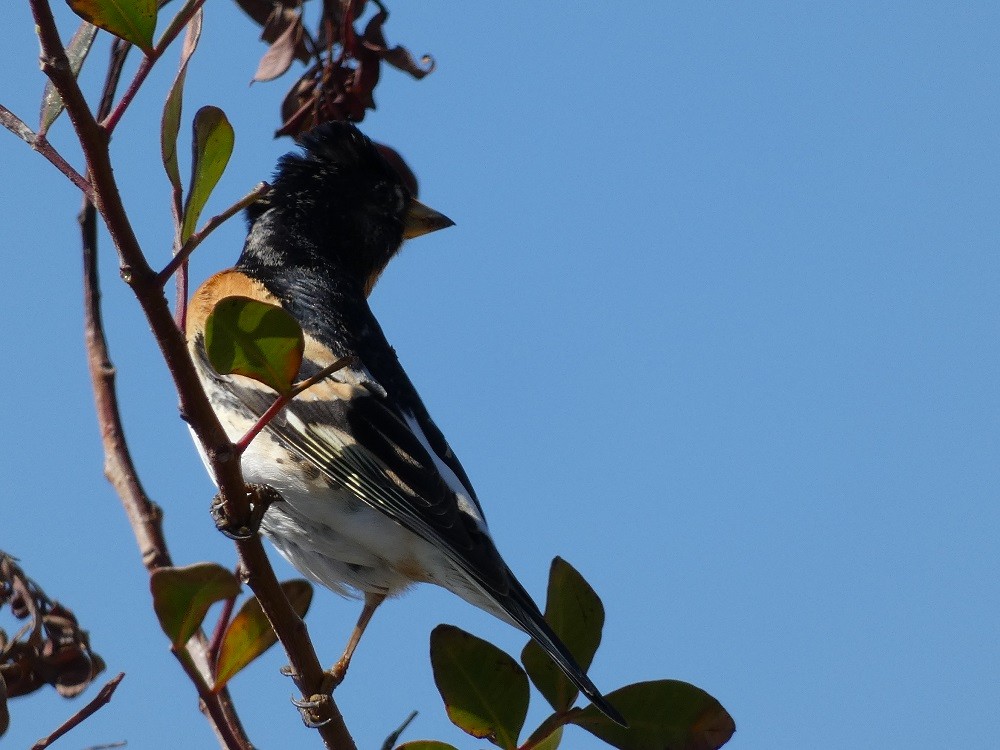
253;11;304;83
361;10;434;80
0;673;9;736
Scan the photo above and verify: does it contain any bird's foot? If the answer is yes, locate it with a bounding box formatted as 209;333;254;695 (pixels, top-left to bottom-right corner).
291;693;333;728
211;484;283;540
319;658;350;694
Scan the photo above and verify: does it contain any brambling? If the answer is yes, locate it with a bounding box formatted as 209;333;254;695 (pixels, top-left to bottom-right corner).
187;121;623;724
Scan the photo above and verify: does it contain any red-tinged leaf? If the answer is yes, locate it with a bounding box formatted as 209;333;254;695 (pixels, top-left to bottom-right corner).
521;557;605;713
395;743;459;750
430;625;529;750
569;680;736;750
150;564;241;648
39;21;97;134
253;12;304;83
204;296;304;395
65;0;156;53
161;7;202;198
181;106;233;242
213;580;312;691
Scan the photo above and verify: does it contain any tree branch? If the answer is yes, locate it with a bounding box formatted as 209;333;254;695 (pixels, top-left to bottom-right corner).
27;0;355;745
79;42;255;750
0;104;92;195
30;673;125;750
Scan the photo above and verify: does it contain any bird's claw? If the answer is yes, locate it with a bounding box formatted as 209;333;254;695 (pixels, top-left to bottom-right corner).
211;484;284;540
291;693;333;728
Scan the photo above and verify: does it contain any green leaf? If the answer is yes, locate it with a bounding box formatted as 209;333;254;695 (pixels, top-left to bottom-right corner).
213;579;312;691
430;625;529;750
204;296;304;395
65;0;156;53
150;563;241;648
181;106;234;242
39;21;97;133
161;7;202;198
569;680;736;750
395;743;459;750
521;557;604;712
532;725;563;750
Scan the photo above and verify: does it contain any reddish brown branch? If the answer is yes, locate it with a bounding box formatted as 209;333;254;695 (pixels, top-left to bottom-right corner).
80;45;253;750
0;104;91;195
30;672;125;750
28;0;355;746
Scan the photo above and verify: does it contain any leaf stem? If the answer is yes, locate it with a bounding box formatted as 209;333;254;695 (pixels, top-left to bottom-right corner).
158;181;270;287
100;0;208;134
235;356;357;454
291;356;358;397
209;594;238;666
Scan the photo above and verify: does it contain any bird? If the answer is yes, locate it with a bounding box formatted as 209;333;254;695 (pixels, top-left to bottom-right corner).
186;121;624;725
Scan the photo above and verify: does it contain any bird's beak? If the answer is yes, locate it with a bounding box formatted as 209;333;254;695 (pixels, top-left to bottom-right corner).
402;198;455;239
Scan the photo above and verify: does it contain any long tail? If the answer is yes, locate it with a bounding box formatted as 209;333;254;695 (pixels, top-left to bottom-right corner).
494;570;627;727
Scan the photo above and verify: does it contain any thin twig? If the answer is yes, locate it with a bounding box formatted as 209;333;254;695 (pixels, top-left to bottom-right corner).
101;0;208;134
208;594;238;664
30;672;126;750
0;104;92;195
171;649;250;750
234;356;356;454
158;181;270;287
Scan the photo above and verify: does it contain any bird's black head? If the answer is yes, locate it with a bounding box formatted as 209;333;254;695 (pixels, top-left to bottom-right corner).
240;121;452;295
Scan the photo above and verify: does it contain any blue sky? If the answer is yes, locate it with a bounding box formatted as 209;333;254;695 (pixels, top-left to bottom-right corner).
2;2;999;748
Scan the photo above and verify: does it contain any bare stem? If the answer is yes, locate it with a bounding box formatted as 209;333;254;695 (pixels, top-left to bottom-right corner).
30;673;126;750
235;356;357;455
208;594;238;664
0;104;92;195
101;0;208;134
158;181;270;287
171;650;251;750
